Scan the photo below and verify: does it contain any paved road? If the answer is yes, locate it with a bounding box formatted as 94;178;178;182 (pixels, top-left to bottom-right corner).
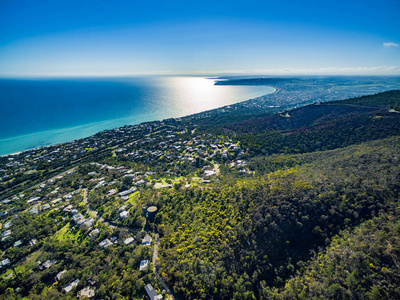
153;233;177;300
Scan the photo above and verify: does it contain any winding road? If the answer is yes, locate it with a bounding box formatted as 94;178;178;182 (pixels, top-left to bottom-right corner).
152;233;177;300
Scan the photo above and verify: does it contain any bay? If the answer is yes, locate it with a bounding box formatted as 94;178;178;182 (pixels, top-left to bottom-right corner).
0;76;274;156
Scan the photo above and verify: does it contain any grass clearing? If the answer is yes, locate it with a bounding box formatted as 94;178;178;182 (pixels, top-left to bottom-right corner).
53;223;81;243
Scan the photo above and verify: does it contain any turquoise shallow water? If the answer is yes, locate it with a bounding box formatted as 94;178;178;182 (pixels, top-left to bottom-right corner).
0;76;274;156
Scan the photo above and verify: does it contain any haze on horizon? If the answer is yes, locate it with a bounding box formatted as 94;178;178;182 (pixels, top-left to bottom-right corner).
0;0;399;77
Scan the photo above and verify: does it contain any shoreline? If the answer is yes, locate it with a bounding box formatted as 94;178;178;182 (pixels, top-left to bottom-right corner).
0;85;276;157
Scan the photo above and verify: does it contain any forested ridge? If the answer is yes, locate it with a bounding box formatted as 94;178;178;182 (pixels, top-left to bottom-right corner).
156;136;400;299
153;90;400;299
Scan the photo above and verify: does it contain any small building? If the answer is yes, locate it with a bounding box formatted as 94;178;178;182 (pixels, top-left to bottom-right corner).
41;259;57;270
4;221;12;229
124;237;134;245
13;240;23;247
63;279;79;293
82;219;93;228
204;170;215;176
63;205;73;212
1;258;10;267
72;213;85;224
135;179;146;186
144;284;163;300
1;229;12;239
51;198;62;204
99;239;112;249
144;284;157;300
27;197;40;203
89;229;100;238
29;206;39;214
139;259;149;271
55;270;67;281
118;188;136;197
120;211;129;218
42;204;51;210
142;234;152;246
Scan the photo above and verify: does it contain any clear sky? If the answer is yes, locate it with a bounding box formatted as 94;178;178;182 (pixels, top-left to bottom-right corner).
0;0;399;77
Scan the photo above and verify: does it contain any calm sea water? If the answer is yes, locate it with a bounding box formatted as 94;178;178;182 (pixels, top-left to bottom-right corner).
0;76;274;156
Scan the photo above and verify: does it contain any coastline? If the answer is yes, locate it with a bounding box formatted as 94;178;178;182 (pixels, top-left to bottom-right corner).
0;84;276;157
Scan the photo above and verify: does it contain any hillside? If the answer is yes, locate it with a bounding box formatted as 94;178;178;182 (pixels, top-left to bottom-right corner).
0;90;400;299
203;90;400;156
156;136;400;299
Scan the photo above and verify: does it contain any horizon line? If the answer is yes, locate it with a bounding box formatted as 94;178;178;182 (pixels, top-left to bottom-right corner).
1;73;400;80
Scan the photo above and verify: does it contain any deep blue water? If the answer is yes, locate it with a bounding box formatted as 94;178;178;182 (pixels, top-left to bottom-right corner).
0;76;275;156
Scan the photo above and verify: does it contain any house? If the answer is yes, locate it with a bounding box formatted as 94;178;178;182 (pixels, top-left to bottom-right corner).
13;240;23;247
1;258;10;267
78;286;95;298
89;229;100;238
99;239;112;249
42;204;51;210
144;284;157;300
124;237;134;245
118;188;137;197
2;229;12;239
51;198;62;204
144;284;163;300
139;259;149;271
55;270;67;281
29;239;37;246
204;170;215;176
29;206;39;214
120;211;129;218
107;189;117;196
142;234;152;246
63;205;73;212
135;179;146;186
72;213;85;224
82;219;93;228
4;221;12;229
27;197;40;203
41;259;57;270
63;279;79;293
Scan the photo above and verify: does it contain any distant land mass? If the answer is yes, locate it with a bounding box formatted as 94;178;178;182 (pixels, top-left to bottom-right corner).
214;77;296;85
1;84;400;299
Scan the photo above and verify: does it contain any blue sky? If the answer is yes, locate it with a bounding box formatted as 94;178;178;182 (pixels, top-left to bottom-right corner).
0;0;399;77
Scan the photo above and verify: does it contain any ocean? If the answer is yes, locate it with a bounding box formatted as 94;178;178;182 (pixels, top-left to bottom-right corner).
0;76;275;156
